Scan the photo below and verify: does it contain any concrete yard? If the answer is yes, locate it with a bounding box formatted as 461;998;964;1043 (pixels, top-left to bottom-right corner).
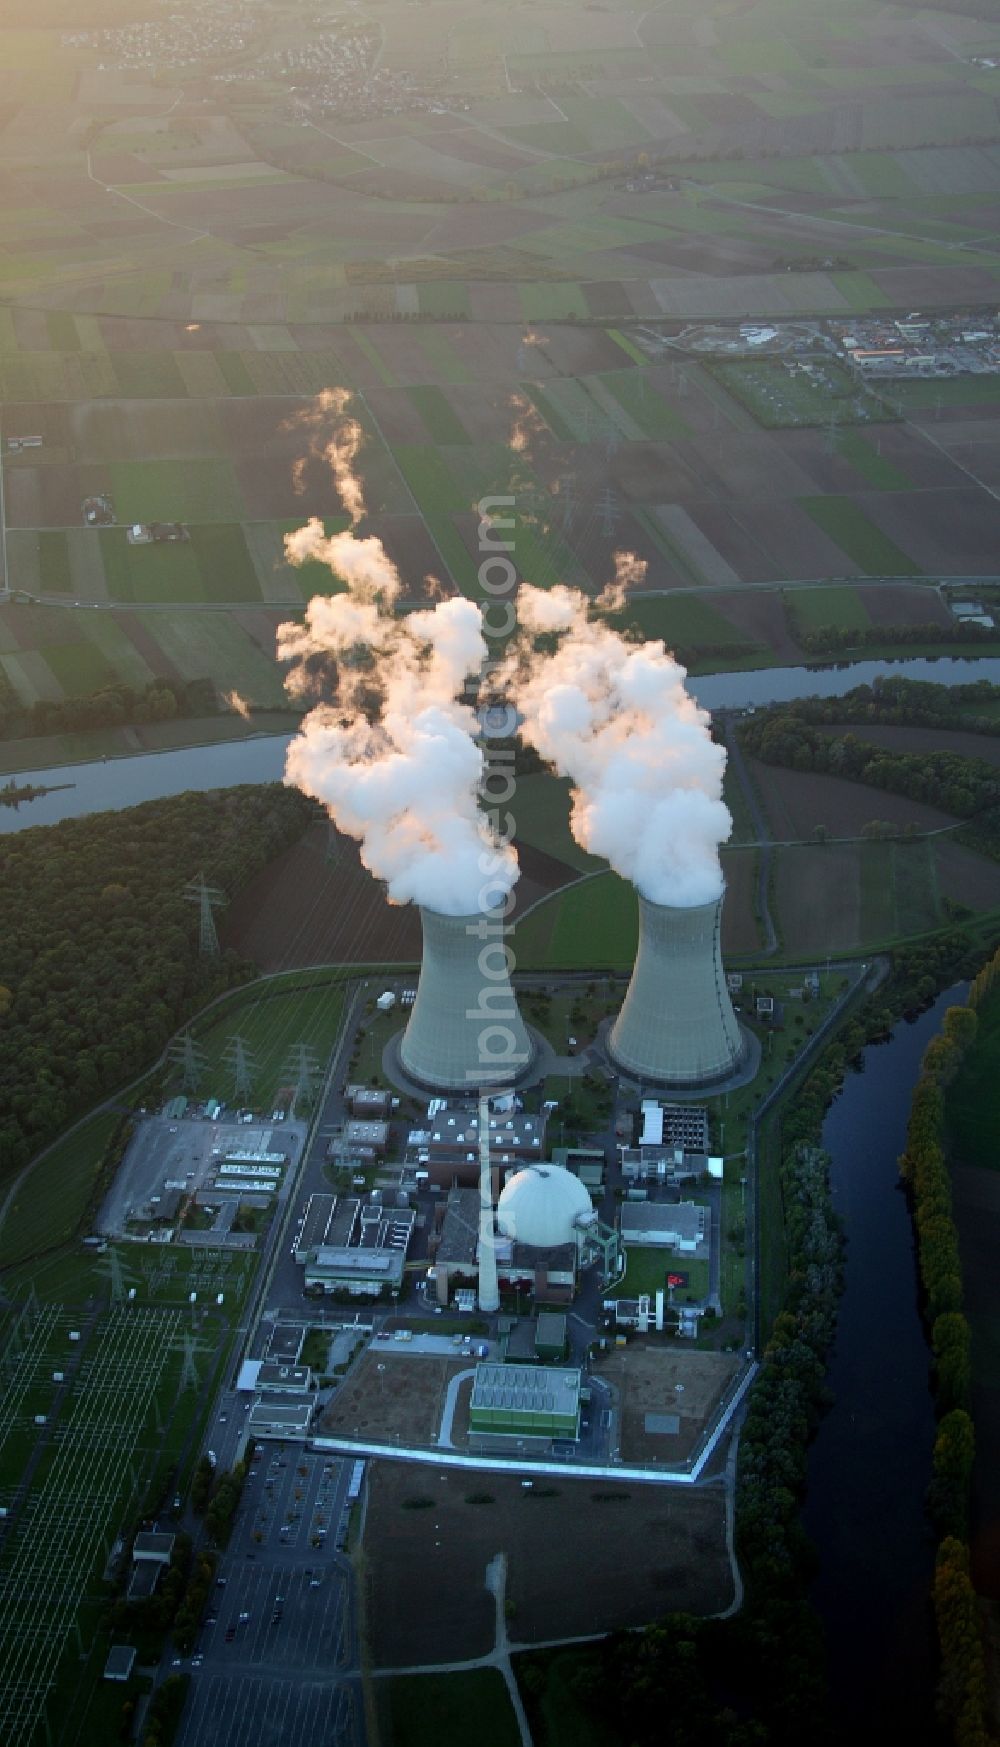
96;1113;306;1242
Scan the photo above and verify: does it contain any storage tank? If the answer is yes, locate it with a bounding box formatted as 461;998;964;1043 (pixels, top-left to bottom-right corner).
609;890;744;1087
399;905;534;1092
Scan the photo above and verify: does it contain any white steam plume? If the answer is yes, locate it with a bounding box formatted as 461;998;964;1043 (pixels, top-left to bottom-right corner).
508;583;731;907
279;527;518;915
285;387;366;525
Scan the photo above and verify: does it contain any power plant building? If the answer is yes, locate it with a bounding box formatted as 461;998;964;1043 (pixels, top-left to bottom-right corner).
469;1362;581;1449
407;1105;546;1188
399;905;534;1092
609;893;744;1087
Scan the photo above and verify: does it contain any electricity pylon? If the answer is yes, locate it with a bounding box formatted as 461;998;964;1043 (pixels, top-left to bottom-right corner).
184;873;226;958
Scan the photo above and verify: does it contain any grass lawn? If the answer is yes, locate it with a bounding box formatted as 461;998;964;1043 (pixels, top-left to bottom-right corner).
0;1111;121;1267
947;987;1000;1171
188;524;261;602
216;352;258;396
799;497;921;576
890;376;1000;411
381;1670;521;1747
186;980;347;1107
611;1245;711;1303
791;584;871;631
515;874;638;971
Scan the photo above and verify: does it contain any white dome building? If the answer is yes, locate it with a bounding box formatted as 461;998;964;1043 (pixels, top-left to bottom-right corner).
496;1165;596;1251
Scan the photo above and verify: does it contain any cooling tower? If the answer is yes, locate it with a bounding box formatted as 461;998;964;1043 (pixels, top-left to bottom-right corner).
399;905;534;1092
609;892;744;1087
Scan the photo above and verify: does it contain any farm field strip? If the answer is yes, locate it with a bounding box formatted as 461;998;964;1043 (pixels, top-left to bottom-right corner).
0;1306;180;1747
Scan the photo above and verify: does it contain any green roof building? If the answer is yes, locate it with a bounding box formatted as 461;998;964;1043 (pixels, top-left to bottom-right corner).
469;1362;581;1447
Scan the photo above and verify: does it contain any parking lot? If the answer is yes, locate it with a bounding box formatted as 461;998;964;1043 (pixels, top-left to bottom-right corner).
175;1674;359;1747
171;1450;360;1746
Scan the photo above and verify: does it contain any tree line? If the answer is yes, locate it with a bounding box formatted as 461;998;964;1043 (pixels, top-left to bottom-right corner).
739;706;1000;830
0;784;314;1181
754;676;1000;739
785;617;1000;661
0;676;221;744
898;970;996;1747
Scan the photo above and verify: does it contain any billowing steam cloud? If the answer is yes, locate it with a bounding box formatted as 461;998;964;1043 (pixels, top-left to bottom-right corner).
280;445;517;913
507;583;731;907
285;387;366;525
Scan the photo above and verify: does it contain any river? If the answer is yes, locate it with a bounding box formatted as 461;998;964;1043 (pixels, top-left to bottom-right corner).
5;652;1000;835
804;984;965;1739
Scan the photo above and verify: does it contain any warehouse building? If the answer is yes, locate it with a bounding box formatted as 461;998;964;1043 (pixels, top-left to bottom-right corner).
620;1201;708;1253
469;1362;581;1451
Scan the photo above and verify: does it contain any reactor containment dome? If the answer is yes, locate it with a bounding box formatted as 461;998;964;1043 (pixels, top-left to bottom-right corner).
609;891;744;1087
496;1165;596;1251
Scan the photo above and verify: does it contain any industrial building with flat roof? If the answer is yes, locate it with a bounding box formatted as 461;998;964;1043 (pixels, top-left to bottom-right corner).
469;1362;581;1448
407;1105;547;1187
346;1085;392;1117
620;1201;708;1253
295;1191;415;1295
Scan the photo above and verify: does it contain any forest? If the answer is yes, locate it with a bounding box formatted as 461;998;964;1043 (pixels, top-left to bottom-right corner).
0;784;314;1181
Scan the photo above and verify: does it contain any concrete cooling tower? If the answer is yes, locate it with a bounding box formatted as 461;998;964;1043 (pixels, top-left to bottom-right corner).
609;892;744;1087
399;905;534;1092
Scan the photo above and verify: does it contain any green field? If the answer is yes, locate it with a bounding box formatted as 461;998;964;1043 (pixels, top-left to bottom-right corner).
109;459;245;524
380;1671;521;1747
836;429;911;491
0;1111;121;1268
799;497;922;575
613;594;753;652
407;385;470;445
593;370;690;440
186;978;348;1107
512;773;603;873
791;584;871;631
515;874;638;971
